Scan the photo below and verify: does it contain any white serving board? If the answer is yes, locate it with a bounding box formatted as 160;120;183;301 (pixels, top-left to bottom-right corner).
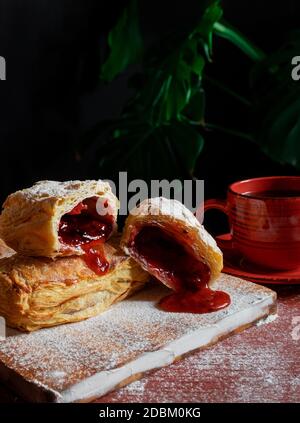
0;274;277;402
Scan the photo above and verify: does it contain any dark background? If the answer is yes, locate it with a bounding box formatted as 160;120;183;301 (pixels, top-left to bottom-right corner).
0;0;300;206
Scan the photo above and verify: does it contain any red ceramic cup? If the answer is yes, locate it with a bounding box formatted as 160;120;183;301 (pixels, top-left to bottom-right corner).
204;176;300;270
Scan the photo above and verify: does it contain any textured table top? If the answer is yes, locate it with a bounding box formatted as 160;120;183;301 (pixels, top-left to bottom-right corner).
0;284;299;403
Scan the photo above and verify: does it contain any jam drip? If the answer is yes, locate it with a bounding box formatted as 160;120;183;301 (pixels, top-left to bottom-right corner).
82;241;109;275
58;197;113;275
132;226;230;314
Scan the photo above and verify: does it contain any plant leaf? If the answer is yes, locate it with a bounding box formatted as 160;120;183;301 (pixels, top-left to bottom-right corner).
101;0;143;81
181;89;206;123
96;122;204;181
214;20;265;62
84;0;224;181
251;33;300;168
164;122;204;173
120;1;221;126
194;0;223;59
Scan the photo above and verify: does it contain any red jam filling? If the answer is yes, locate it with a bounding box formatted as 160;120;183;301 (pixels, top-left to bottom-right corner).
132;226;230;314
81;241;109;275
58;197;113;275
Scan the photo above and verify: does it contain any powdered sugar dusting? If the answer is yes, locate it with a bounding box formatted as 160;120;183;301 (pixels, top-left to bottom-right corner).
255;313;278;326
0;274;276;401
123;379;146;395
14;180;110;201
99;284;299;403
128;197;221;256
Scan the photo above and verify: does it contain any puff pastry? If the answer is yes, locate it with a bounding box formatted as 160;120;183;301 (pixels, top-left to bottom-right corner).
0;237;149;332
121;197;229;313
0;180;119;258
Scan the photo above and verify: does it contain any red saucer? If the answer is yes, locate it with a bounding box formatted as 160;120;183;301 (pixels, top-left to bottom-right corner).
216;234;300;285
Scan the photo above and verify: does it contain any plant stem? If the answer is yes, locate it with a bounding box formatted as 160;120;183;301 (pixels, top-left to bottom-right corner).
204;75;251;107
213;21;266;62
206;122;254;142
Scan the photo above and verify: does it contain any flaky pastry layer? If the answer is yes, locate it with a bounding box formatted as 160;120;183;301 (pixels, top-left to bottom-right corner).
0;238;149;331
0;180;119;257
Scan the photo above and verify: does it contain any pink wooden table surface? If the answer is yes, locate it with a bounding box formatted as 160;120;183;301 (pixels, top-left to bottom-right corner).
0;284;299;403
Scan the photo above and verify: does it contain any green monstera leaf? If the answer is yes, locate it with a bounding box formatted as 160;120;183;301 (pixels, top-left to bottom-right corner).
94;1;223;181
251;31;300;168
95;121;204;182
83;0;300;182
101;0;143;82
194;0;223;60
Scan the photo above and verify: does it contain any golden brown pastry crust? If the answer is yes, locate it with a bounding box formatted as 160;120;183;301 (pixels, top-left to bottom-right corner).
121;197;223;287
0;237;149;332
0;238;15;259
0;180;119;258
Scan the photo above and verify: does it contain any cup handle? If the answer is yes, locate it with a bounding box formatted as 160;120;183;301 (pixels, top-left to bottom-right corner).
201;199;233;250
204;199;227;214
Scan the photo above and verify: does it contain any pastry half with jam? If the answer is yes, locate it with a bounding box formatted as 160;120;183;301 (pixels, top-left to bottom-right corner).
121;197;230;314
0;180;119;275
0;236;149;332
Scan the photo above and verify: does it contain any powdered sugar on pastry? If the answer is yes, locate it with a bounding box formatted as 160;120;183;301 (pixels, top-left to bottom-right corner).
0;180;119;258
11;180;112;202
132;197;220;254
